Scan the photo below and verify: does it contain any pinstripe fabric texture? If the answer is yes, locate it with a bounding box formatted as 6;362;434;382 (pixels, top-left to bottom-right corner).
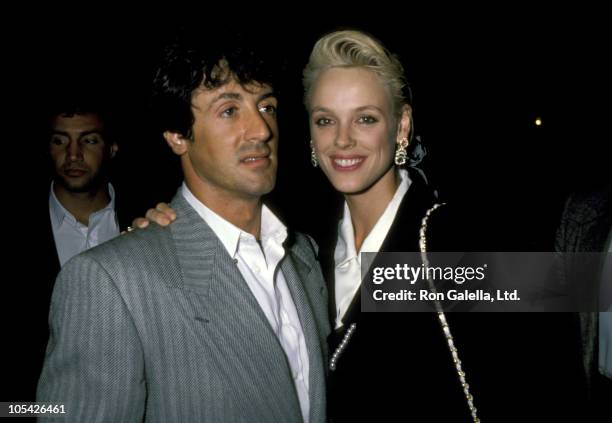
37;192;330;423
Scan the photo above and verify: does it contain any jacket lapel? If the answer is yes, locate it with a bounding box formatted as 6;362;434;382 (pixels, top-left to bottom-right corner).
336;168;436;328
167;193;302;420
281;234;326;422
168;192;281;341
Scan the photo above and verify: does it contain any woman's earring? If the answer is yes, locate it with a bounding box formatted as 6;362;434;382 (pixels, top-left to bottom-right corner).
394;137;409;165
310;140;318;167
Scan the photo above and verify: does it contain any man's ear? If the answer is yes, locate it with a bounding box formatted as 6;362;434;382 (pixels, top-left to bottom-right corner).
110;142;119;158
163;131;188;155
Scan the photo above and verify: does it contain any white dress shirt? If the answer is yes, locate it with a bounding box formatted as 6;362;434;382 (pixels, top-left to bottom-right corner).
49;182;120;267
333;169;411;328
182;183;310;422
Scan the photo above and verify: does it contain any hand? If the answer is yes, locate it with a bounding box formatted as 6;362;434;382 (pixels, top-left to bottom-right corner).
131;202;176;229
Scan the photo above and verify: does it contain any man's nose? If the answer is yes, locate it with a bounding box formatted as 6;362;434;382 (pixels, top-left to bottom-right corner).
66;140;83;160
245;109;272;143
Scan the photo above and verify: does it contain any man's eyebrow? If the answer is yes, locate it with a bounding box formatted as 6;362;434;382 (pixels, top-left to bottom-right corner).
205;90;276;111
50;130;104;138
79;130;104;137
258;91;276;102
209;92;242;107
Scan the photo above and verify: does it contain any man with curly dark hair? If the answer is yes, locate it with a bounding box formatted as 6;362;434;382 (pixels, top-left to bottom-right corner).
37;29;330;423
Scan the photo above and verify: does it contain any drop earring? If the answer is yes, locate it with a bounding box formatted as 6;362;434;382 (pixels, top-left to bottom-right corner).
394;137;409;165
310;140;318;167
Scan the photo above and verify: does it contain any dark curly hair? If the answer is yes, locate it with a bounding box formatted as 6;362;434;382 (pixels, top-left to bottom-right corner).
151;28;283;139
44;88;117;147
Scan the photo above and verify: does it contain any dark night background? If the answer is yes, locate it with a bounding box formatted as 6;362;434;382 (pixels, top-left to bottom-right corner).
1;7;609;402
7;9;608;245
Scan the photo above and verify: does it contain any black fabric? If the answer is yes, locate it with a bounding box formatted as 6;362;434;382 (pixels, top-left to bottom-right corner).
555;185;612;420
320;169;587;422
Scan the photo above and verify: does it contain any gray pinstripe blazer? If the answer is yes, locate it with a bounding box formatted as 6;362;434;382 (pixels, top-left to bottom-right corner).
37;192;330;423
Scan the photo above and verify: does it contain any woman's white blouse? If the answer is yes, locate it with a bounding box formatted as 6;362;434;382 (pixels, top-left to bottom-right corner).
333;169;411;328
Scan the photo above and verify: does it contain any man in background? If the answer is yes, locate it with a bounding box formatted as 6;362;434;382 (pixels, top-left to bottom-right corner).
556;184;612;418
10;95;133;402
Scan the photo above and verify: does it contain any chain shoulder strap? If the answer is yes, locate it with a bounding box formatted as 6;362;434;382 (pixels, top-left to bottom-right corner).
420;203;481;422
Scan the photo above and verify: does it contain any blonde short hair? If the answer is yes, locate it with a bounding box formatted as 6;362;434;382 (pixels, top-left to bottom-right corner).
303;30;409;118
